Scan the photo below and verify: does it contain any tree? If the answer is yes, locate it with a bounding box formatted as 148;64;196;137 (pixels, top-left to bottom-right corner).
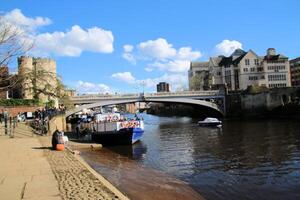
244;84;269;94
190;74;203;91
0;16;32;92
0;16;32;66
21;70;67;99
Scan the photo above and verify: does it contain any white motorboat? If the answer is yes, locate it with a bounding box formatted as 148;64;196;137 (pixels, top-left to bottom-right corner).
198;117;222;127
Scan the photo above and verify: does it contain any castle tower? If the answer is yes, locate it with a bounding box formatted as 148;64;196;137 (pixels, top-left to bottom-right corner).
18;56;33;99
18;56;58;107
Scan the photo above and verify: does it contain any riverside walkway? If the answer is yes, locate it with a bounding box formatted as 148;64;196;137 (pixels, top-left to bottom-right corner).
0;123;127;200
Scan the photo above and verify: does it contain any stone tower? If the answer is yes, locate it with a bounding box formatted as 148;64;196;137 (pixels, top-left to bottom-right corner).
18;56;58;107
18;56;34;99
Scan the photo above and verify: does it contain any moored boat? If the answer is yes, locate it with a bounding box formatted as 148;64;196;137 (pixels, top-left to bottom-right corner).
198;117;222;127
81;113;144;145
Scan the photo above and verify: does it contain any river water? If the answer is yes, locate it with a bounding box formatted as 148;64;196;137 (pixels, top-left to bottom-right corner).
80;114;300;200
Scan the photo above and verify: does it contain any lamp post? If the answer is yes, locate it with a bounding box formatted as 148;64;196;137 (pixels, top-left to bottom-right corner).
141;80;145;95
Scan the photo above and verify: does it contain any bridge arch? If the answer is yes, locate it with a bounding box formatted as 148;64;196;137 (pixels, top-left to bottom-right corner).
65;98;223;117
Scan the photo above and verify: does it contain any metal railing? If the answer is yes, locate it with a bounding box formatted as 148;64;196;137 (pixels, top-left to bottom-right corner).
70;90;221;101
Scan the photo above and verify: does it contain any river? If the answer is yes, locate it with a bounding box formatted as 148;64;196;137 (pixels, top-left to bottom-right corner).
79;114;300;200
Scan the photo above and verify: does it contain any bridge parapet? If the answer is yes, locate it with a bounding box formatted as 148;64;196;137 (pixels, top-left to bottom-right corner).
144;90;220;97
70;90;221;102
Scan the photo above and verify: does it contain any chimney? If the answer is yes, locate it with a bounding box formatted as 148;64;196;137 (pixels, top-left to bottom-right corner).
267;48;276;56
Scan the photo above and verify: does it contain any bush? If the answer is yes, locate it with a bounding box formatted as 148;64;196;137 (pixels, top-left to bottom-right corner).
0;99;41;106
243;85;269;94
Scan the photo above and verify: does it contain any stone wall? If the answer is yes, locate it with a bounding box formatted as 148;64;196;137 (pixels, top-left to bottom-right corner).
226;87;299;117
48;115;67;135
0;106;40;117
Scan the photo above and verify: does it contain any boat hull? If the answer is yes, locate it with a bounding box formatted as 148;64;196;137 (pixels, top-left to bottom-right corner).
91;127;144;146
198;122;222;127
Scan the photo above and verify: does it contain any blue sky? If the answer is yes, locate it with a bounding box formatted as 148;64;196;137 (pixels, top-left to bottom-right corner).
1;0;300;94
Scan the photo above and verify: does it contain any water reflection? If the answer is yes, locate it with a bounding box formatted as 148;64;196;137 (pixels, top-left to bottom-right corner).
105;142;147;160
80;114;300;200
79;143;204;200
139;115;300;200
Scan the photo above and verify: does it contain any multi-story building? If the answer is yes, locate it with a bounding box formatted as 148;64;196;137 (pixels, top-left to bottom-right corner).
263;48;291;89
189;48;291;91
290;57;300;86
157;82;170;92
18;56;58;106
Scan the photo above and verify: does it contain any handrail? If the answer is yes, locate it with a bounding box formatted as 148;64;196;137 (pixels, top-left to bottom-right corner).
70;90;221;100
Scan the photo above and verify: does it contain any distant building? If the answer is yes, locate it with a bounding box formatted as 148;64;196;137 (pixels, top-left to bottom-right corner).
290;57;300;86
263;48;291;89
18;56;58;106
157;82;170;92
64;89;76;97
0;65;21;99
189;48;291;91
0;65;10;99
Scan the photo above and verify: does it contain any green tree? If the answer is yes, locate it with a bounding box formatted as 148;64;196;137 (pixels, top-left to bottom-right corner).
190;74;203;91
244;84;269;94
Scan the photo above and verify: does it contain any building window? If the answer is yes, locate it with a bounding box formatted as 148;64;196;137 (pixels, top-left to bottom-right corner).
257;67;263;72
268;74;286;81
250;67;255;72
267;65;286;71
254;59;259;66
245;59;250;65
249;76;258;80
243;68;248;72
269;83;287;88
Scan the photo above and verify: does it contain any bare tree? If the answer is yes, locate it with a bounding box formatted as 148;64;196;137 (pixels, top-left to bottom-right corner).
0;16;33;92
0;16;32;66
0;16;72;105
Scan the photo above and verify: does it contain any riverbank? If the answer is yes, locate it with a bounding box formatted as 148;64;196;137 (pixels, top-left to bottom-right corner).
0;123;61;200
69;142;206;200
39;137;128;200
0;123;128;200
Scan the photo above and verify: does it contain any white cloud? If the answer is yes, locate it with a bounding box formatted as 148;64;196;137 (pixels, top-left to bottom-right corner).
136;73;187;91
3;8;51;31
2;9;114;57
111;72;187;91
138;38;177;60
76;81;111;94
123;38;201;73
123;44;134;52
122;44;136;64
215;39;243;56
111;72;136;84
177;47;202;60
148;60;190;73
33;25;114;56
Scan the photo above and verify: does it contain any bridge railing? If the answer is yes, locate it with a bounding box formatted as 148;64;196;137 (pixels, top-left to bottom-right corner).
144;90;220;97
71;93;140;100
70;90;221;101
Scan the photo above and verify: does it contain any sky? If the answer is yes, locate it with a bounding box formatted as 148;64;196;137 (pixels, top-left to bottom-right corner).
1;0;300;94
